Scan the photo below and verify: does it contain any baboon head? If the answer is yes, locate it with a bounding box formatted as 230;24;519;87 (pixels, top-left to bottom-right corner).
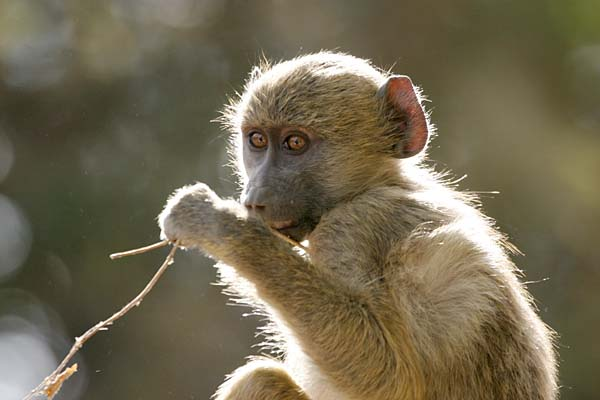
220;52;431;241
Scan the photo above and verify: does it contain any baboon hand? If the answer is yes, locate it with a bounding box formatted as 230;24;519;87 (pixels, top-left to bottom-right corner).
158;182;222;246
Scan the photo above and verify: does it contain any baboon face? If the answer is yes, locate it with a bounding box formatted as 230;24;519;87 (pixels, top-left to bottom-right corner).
241;125;331;242
230;54;430;242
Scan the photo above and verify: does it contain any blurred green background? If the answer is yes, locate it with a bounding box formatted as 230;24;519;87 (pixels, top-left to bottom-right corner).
0;1;599;399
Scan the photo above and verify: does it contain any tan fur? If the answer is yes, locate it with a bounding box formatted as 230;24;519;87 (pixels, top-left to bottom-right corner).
214;358;309;400
159;52;558;399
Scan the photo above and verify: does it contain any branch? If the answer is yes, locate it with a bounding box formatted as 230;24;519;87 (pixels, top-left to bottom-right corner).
23;241;178;400
23;227;306;399
109;239;170;259
268;227;308;252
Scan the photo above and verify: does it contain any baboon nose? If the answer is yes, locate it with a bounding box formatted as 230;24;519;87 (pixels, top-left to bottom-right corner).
244;186;269;214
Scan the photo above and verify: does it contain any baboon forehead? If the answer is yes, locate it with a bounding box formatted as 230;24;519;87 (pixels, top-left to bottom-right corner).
240;61;385;134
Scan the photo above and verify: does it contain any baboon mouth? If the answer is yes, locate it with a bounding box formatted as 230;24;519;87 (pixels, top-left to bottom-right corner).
269;220;296;230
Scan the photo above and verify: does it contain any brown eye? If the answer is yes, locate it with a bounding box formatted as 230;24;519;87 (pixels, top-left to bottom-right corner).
284;134;306;152
249;132;268;149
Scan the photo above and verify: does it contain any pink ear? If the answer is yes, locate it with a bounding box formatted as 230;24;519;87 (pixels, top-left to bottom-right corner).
379;76;429;158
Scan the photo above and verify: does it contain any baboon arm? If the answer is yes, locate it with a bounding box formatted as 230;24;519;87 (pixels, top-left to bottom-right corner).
159;183;417;399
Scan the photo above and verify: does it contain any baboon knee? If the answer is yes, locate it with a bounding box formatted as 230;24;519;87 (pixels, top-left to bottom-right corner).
214;359;309;400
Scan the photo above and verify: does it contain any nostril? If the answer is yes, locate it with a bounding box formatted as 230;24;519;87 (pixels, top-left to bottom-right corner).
245;203;266;211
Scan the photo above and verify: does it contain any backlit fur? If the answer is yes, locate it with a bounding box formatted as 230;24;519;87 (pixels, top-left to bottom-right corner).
161;52;558;399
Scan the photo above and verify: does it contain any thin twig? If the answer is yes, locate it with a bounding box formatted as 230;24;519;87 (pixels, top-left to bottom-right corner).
109;239;170;259
25;225;305;399
23;243;179;400
268;227;309;252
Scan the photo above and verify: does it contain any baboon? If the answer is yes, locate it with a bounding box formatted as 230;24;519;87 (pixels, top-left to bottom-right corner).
159;52;557;399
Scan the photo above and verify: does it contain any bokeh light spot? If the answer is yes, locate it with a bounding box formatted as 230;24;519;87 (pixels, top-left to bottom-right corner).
0;195;32;282
0;132;15;183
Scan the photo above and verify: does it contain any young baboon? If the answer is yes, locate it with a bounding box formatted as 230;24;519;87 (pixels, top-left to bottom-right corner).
159;52;557;399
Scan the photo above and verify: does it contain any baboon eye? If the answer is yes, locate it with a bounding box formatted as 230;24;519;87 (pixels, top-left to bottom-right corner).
284;134;307;152
249;132;268;149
